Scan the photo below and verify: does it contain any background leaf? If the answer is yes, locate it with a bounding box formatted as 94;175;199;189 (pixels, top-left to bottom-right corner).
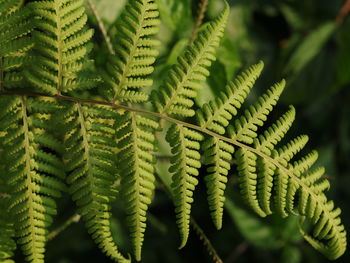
225;198;283;249
284;22;336;74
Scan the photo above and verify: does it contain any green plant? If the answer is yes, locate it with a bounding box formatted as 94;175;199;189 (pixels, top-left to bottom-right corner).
0;0;347;262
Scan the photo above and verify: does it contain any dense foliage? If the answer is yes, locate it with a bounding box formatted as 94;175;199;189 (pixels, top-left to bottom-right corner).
0;0;349;263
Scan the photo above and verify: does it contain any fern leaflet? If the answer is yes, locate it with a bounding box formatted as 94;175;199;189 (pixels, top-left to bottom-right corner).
26;0;97;94
115;112;158;261
0;96;65;262
0;149;16;263
102;0;160;259
0;0;347;261
62;103;130;263
0;196;16;263
0;0;32;90
152;4;229;248
197;62;263;229
104;0;160;103
215;74;346;259
152;4;229;117
166;124;203;248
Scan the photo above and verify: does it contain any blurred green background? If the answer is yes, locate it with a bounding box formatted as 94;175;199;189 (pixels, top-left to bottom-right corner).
17;0;350;262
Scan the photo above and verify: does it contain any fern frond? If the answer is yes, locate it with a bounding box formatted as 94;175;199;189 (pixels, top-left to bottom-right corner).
197;62;264;134
298;188;345;260
115;112;158;261
255;106;296;155
102;1;160;260
0;96;65;263
0;0;346;259
276;135;309;165
0;146;16;263
166;124;203;248
277;163;346;259
228;80;286;144
62;102;130;263
202;137;234;229
284;148;346;259
225;81;346;259
151;3;229;249
154;43;345;259
152;4;229;117
104;0;160;102
197;62;263;229
235;103;297;217
250;106;296;215
0;196;16;263
26;0;98;94
0;0;33;90
236;148;267;217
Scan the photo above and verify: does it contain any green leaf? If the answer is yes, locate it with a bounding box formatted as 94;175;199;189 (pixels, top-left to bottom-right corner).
281;246;302;263
216;35;241;80
93;0;127;24
166;39;188;66
285;22;336;74
156;0;193;35
279;4;303;31
334;28;350;92
225;199;283;249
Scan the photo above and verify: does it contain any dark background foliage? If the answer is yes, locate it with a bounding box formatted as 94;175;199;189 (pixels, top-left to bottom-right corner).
17;0;350;262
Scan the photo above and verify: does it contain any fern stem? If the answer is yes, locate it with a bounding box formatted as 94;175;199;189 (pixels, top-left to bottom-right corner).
224;241;248;263
155;171;223;263
20;96;39;260
190;0;209;44
112;0;151;102
129;112;148;260
0;91;287;172
0;90;341;225
86;0;115;55
190;218;223;263
48;214;81;240
0;90;311;171
336;0;350;24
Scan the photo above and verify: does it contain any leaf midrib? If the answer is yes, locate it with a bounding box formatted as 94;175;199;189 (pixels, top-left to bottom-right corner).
1;90;342;247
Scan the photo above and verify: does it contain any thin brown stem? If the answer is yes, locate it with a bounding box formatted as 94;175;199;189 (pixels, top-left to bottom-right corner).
0;193;10;198
224;241;248;263
0;90;333;222
154;173;223;263
48;214;81;241
0;90;314;176
191;218;223;263
0;90;318;177
190;0;209;44
0;90;304;176
153;153;173;159
86;0;115;55
336;0;350;25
